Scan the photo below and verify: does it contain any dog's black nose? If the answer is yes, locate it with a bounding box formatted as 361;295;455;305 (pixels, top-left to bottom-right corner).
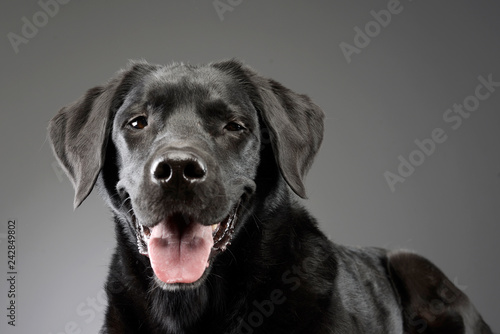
152;151;207;188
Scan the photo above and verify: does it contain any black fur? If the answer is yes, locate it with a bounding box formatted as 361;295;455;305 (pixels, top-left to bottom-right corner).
49;60;492;333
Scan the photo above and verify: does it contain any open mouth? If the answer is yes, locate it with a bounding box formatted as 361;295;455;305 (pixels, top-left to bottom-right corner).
132;200;240;285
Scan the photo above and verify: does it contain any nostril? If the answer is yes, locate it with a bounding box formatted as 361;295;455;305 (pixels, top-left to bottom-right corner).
184;161;206;180
151;151;207;186
153;161;172;181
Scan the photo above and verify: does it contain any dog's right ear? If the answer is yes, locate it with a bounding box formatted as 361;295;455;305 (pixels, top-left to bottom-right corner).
212;60;324;199
48;61;156;209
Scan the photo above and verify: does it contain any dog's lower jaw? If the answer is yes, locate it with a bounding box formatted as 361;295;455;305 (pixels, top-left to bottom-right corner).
130;199;242;289
104;217;216;333
147;275;213;332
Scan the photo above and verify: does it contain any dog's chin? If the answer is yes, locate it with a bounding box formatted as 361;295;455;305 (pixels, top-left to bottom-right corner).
151;267;212;291
131;199;242;290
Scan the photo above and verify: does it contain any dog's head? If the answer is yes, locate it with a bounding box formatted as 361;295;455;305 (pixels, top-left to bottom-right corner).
48;60;324;289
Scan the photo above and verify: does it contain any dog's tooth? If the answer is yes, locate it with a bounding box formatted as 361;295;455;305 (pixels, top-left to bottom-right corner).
143;226;151;238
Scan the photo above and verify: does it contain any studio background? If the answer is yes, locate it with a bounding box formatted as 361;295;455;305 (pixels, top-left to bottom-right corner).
0;1;499;333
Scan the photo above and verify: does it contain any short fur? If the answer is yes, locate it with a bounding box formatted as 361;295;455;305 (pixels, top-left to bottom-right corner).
49;60;492;333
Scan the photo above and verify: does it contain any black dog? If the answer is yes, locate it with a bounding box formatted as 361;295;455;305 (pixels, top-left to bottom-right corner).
49;60;492;333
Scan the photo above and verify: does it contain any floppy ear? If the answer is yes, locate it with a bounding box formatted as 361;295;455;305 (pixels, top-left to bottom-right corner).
213;60;324;198
48;61;156;208
257;77;324;198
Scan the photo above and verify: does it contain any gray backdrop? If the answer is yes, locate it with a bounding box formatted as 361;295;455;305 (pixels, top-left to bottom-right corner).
1;1;499;333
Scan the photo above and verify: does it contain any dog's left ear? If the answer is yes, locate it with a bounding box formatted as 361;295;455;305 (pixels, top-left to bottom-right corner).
48;61;156;208
213;60;324;198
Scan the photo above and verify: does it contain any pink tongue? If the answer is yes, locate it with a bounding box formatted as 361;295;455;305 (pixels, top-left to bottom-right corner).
148;218;214;284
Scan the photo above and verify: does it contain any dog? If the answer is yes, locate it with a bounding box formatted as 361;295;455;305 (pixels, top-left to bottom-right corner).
49;60;492;333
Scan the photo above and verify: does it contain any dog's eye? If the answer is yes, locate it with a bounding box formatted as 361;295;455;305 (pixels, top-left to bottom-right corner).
128;116;148;130
224;122;245;132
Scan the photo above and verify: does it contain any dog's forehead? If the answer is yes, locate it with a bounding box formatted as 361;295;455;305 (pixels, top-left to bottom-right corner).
113;63;257;139
140;64;244;106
